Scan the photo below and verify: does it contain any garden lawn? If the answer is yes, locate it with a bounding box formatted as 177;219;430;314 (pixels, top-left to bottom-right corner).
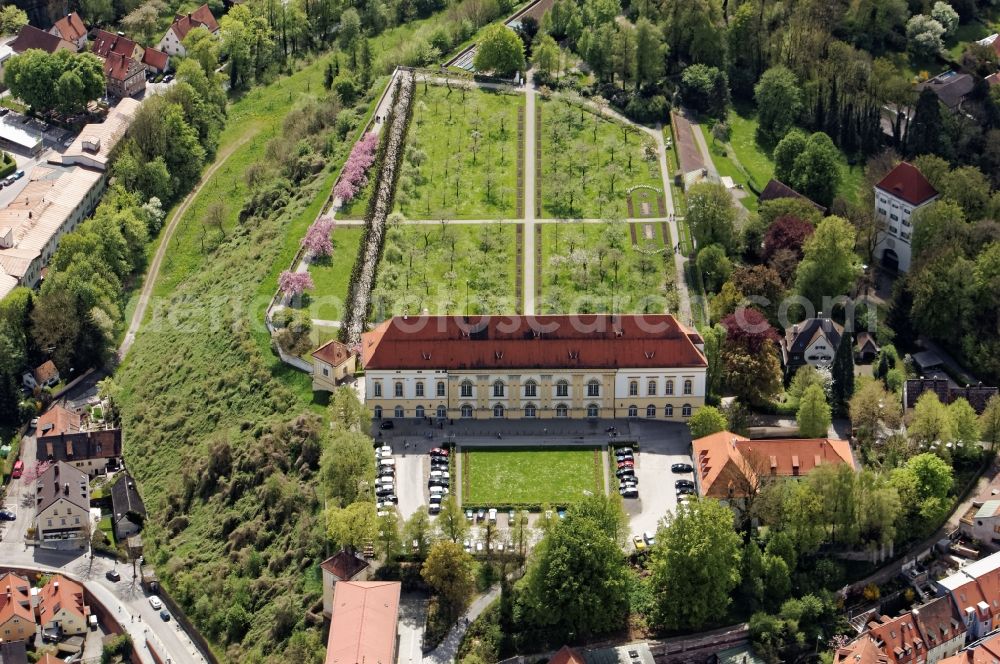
463;447;602;506
397;83;522;219
305;227;364;321
539;98;662;218
946;20;998;61
374;221;517;315
538;220;677;314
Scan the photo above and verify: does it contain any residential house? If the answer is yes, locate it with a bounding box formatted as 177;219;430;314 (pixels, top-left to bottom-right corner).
57;97;141;171
0;572;35;643
938;631;1000;664
110;471;146;540
34;461;91;549
549;646;587;664
692;431;856;509
9;26;75;56
918;71;976;113
855;332;879;364
36;575;89;637
0;641;29;664
874;162;939;273
781;317;844;376
962;500;1000;545
311;339;357;392
758;179;826;214
359;315;708;421
157;5;220;56
91;30;143;61
325;581;401;664
103;51;146;98
866;612;926;664
35;404;122;477
935;552;1000;640
835;637;891;664
0;166;106;301
22;360;59;390
320;549;371;617
141;47;169;74
835;597;965;664
903;380;998;414
49;13;88;51
916;596;968;664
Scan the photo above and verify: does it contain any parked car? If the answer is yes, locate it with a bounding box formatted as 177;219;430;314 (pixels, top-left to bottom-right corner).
428;503;441;515
376;446;392;457
616;447;633;456
429;470;450;480
476;541;484;553
428;477;449;487
377;466;395;477
159;610;170;621
379;420;394;429
615;467;635;478
3;176;14;186
429;494;442;504
105;569;120;582
13;170;24;180
0;510;15;521
430;458;449;468
671;463;694;473
429;485;450;495
149;596;163;610
675;479;694;489
508;509;516;523
616;453;634;462
380;494;398;504
617;460;634;468
643;531;656;546
430;447;449;457
378;458;395;467
676;486;695;496
162;74;174;83
488;508;497;523
620;488;639;498
477;508;485;521
633;535;647;551
620;478;638;488
463;539;472;552
375;486;395;497
465;509;474;521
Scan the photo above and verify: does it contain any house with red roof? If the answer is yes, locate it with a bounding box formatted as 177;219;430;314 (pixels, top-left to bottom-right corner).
103;51;146;98
35;404;122;477
358;315;708;421
834;597;965;664
37;575;89;637
692;431;856;509
939;631;1000;664
874;162;938;273
325;581;400;664
22;360;60;390
936;552;1000;641
9;25;75;56
158;5;220;57
549;646;587;664
311;339;357;392
141;47;169;73
48;13;88;51
0;572;36;643
320;549;371;617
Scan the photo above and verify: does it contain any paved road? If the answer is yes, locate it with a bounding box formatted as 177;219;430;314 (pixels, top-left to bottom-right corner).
651;125;692;326
522;69;538;315
423;585;500;664
622;422;695;539
118;131;258;358
397;593;428;664
327;216;674;226
395;443;427;521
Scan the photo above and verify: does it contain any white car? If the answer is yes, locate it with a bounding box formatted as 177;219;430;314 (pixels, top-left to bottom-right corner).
429;470;450;480
376;446;392;457
488;508;497;523
643;531;656;546
429;485;450;495
378;458;395;467
149;596;162;610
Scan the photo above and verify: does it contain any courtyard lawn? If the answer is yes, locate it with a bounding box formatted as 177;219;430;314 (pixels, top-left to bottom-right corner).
538;220;677;314
397;83;522;219
539;97;662;219
373;221;517;315
306;227;364;322
463;446;602;507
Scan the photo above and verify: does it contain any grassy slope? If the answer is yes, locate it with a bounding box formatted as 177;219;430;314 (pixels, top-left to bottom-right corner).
464;447;600;505
539;98;661;219
306;227;365;322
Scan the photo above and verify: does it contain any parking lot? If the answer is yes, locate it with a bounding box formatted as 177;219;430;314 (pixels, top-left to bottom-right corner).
371;417;695;550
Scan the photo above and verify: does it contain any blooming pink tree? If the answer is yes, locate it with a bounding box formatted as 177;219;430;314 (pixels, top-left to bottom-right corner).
334;132;379;202
303;217;335;257
279;271;315;297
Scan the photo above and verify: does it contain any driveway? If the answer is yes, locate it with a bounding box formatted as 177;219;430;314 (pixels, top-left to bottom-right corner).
395;445;427;521
397;592;428;664
620;421;694;540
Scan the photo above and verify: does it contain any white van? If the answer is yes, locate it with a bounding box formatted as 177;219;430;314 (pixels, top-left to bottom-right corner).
378;457;395;467
488;508;497;523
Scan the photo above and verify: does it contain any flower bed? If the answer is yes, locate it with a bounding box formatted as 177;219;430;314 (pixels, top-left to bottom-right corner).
343;72;416;344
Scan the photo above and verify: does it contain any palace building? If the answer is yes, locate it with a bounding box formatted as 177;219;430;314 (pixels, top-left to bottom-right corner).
357;314;708;421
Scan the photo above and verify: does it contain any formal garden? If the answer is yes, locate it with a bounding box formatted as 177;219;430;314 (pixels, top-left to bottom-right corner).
371;219;517;316
350;82;524;220
537;219;678;314
461;446;603;507
538;96;662;218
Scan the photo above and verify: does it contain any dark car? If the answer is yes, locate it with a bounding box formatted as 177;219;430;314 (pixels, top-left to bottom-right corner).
616;467;635;478
378;466;395;477
616;447;633;455
430;459;449;468
428;477;449;487
675;479;694;489
160;609;171;621
0;509;15;521
105;569;121;582
676;486;695;496
375;486;395;497
620;488;638;498
672;463;694;473
379;420;395;430
616;452;634;462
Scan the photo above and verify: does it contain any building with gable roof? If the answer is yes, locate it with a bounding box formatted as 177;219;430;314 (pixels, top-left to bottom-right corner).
936;552;1000;641
360;315;707;421
158;5;220;56
9;25;75;56
939;631;1000;664
0;572;35;643
781;317;845;376
311;339;357;392
834;597;965;664
57;98;140;171
758;179;827;213
103;51;146;98
111;470;146;540
549;646;587;664
36;575;89;637
321;549;371;617
874;162;939;273
33;461;91;548
22;360;59;390
325;581;400;664
48;13;88;50
35;404;121;477
692;431;856;509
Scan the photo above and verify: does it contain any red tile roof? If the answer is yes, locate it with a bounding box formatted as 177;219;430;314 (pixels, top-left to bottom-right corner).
52;13;87;43
312;339;355;367
142;47;169;71
38;575;88;626
876;162;938;206
361;315;708;371
326;581;400;664
321;550;370;581
104;51;143;83
0;573;34;628
835;637;890;664
868;613;925;664
91;29;137;59
170;4;220;41
10;25;75;54
693;431;856;498
549;646;587;664
939;632;1000;664
34;360;59;385
37;404;81;438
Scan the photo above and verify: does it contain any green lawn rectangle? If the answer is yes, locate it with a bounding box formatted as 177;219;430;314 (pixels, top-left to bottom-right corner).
463;446;602;506
306;226;364;321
